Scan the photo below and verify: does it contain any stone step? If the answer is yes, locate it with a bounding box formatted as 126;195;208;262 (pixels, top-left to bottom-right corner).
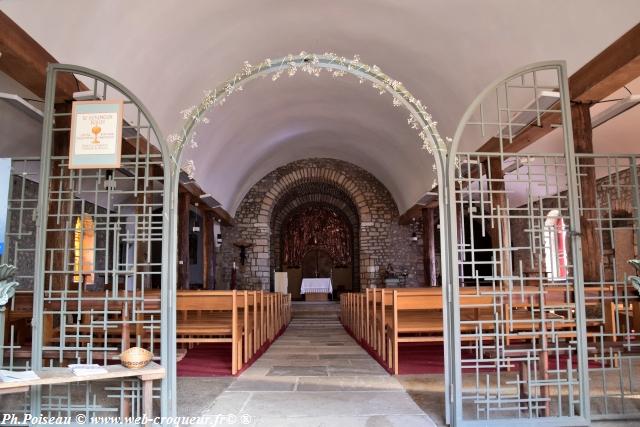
291;301;341;331
292;319;339;323
292;305;340;314
290;321;341;325
293;312;339;316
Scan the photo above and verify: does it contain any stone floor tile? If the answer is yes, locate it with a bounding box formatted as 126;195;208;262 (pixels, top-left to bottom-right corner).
177;302;437;426
241;390;424;417
227;377;298;391
266;365;328;376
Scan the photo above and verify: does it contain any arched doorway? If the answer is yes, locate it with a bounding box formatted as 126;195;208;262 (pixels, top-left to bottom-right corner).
279;204;354;299
171;53;451;420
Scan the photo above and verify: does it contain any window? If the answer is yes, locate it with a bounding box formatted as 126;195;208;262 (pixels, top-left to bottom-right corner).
73;213;95;285
544;210;567;280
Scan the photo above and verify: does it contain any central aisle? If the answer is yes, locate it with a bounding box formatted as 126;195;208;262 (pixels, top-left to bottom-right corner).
197;302;436;426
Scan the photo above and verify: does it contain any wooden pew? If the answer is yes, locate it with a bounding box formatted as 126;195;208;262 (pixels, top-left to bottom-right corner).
176;290;243;374
384;287;576;374
341;286;579;375
239;291;255;364
4;288;292;374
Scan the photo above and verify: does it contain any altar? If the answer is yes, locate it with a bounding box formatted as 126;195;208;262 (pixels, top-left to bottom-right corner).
301;278;333;301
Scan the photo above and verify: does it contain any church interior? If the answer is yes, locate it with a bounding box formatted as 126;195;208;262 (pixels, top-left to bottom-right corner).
0;1;640;426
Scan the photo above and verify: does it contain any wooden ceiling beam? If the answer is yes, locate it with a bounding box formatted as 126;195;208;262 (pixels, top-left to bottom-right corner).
0;11;87;101
179;181;234;226
400;23;640;222
398;200;439;225
398;204;426;225
570;22;640;103
476;22;640;154
0;12;235;226
475;105;562;153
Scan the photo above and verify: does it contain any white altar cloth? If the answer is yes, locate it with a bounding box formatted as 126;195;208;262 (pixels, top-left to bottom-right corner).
301;278;333;294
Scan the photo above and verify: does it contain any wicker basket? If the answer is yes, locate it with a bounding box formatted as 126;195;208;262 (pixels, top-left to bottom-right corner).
120;347;153;369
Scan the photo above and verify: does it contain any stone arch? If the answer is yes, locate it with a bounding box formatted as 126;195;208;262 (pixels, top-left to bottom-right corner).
259;166;372;224
227;158;417;291
172;53;449;296
270;183;361;292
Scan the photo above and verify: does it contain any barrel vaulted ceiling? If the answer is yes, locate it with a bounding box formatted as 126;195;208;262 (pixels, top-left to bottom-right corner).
1;1;639;214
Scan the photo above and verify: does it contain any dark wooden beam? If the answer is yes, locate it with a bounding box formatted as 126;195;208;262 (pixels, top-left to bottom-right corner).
0;11;87;100
211;206;234;226
475;106;562;154
136;166;153;289
422;208;437;286
456;209;465;285
399;200;439;225
180;181;234;226
177;191;191;289
476;23;640;154
571;23;640;103
202;210;216;290
46;103;73;293
399;204;425;225
487;157;513;281
572;102;601;282
400;23;640;221
0;11;236;226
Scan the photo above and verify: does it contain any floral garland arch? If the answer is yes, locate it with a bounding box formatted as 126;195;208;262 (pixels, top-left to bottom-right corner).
169;52;450;186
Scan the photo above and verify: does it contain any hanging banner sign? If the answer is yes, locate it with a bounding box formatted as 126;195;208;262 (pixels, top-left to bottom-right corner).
69;100;123;169
0;158;11;256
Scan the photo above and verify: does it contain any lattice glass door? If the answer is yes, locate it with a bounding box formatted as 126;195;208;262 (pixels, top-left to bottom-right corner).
446;62;590;425
30;64;173;419
575;154;640;420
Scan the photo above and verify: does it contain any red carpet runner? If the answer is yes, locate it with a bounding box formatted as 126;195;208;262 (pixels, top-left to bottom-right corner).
177;326;287;377
342;325;599;375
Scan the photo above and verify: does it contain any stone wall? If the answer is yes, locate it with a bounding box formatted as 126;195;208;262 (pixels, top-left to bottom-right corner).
5;175;38;288
4;176;133;290
217;158;426;290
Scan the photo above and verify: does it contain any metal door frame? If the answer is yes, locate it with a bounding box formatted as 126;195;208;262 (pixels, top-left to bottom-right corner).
32;64;177;418
446;61;590;426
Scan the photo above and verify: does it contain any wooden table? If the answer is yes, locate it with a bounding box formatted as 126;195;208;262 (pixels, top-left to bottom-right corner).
305;293;329;301
0;362;164;425
301;278;332;301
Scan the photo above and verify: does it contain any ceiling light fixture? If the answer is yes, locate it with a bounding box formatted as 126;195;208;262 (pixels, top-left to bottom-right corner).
73;90;102;101
0;92;43;120
591;95;640;128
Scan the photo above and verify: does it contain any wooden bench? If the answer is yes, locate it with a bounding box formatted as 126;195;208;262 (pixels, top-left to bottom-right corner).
176;290;292;375
176;290;244;374
341;287;581;375
0;362;164;426
3;289;292;375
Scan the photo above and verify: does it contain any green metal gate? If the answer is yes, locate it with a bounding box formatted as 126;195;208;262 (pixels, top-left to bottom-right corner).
446;62;591;425
575;153;640;421
29;64;176;420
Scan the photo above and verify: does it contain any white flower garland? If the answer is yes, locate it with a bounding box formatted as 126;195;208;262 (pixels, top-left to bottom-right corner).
171;52;450;187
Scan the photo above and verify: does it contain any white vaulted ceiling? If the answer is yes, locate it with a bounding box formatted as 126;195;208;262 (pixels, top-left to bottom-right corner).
1;1;639;214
